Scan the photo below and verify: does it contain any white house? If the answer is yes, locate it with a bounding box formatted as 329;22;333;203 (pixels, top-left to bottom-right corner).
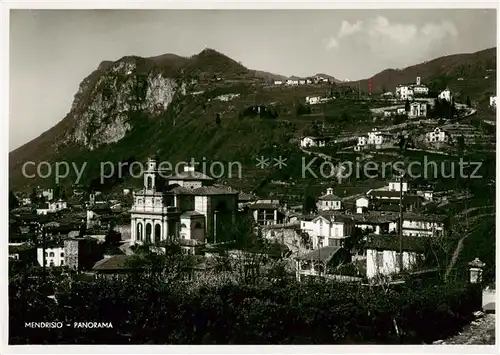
395;85;414;100
365;235;424;280
274;80;283;85
367;129;384;146
299;79;306;85
42;189;54;201
396;107;406;115
355;197;369;214
408;102;427;118
37;245;65;267
36;199;67;215
438;89;453;102
425;127;448;143
412;85;429;97
387;177;408;193
300;213;354;249
317;188;342;211
300;136;326;148
306;96;321;105
402;213;445;237
357;136;367;147
490;96;497;108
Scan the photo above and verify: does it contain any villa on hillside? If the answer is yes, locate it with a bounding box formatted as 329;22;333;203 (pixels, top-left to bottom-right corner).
300;212;355;249
317;188;342;211
425;127;450;143
395;77;429;101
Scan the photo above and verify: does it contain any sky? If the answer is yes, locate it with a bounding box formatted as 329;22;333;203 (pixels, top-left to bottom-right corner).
9;9;497;151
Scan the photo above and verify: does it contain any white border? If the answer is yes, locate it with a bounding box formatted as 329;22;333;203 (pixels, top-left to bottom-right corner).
1;1;499;355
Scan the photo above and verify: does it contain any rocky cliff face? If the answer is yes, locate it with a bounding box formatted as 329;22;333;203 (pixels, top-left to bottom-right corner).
67;58;180;150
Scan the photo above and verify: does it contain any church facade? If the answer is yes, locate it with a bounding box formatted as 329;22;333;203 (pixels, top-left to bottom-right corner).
130;158;239;248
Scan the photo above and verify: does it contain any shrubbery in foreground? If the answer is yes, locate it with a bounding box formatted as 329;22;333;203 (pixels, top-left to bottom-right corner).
9;273;480;344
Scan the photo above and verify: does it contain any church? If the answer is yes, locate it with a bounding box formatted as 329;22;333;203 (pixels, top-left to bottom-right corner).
130;158;238;252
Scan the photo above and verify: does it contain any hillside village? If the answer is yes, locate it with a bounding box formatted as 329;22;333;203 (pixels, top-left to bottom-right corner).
9;66;496;281
8;46;496;345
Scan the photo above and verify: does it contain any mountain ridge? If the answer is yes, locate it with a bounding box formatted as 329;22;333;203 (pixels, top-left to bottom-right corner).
9;47;496;190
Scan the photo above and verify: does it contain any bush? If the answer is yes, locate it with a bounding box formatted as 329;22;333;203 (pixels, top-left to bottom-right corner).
9;274;481;344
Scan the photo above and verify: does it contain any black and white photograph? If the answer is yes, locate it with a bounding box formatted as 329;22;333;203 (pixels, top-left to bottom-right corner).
3;1;498;350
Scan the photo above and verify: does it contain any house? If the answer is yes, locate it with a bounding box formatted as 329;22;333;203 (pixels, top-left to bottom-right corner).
355;197;369;214
305;96;321;105
365;234;427;280
381;92;394;99
387;176;408;193
92;255;135;276
412;85;429;97
367;128;384;146
295;246;352;281
367;190;401;200
350;212;398;235
300;136;327;148
402;213;446;237
286;79;299;85
395;85;413;100
417;190;434;202
396;107;407;115
317;188;342;211
299;79;306;85
425;127;449;143
300;212;354;249
274;80;283;85
248;200;285;226
42;189;54;201
395;77;428;100
490;96;497;108
356;136;367;149
438;88;453;102
36;199;67;215
408;102;427;118
37;243;65;267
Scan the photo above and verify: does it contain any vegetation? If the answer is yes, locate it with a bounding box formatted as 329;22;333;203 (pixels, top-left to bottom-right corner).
9;262;482;344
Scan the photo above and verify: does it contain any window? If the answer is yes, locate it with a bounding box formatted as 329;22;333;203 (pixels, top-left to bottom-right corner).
136;222;143;241
194;222;202;229
376;251;384;269
60;260;64;266
145;223;152;243
49;252;55;257
180;223;187;229
328;238;336;247
154;224;161;244
60;253;64;257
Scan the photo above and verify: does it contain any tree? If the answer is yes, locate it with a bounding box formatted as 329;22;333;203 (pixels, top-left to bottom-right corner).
303;189;318;215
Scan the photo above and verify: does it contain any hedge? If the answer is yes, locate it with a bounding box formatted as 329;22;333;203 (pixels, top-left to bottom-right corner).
9;274;481;344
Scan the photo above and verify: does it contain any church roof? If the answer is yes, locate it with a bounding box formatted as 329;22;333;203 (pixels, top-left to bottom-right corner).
192;186;238;196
